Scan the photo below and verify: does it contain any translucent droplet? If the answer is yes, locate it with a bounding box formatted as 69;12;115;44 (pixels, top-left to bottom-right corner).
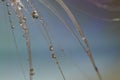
11;25;15;29
30;68;34;72
52;53;56;59
6;2;10;6
32;10;39;19
17;2;23;10
49;45;54;51
82;37;86;41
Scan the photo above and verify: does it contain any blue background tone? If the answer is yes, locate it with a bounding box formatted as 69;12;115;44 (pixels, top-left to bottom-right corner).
0;0;120;80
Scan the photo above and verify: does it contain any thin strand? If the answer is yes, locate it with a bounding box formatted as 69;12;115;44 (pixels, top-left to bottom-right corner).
55;0;102;80
10;1;34;80
39;0;87;54
27;1;66;80
5;1;27;80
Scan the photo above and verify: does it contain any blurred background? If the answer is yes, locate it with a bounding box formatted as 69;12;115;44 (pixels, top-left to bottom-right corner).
0;0;120;80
